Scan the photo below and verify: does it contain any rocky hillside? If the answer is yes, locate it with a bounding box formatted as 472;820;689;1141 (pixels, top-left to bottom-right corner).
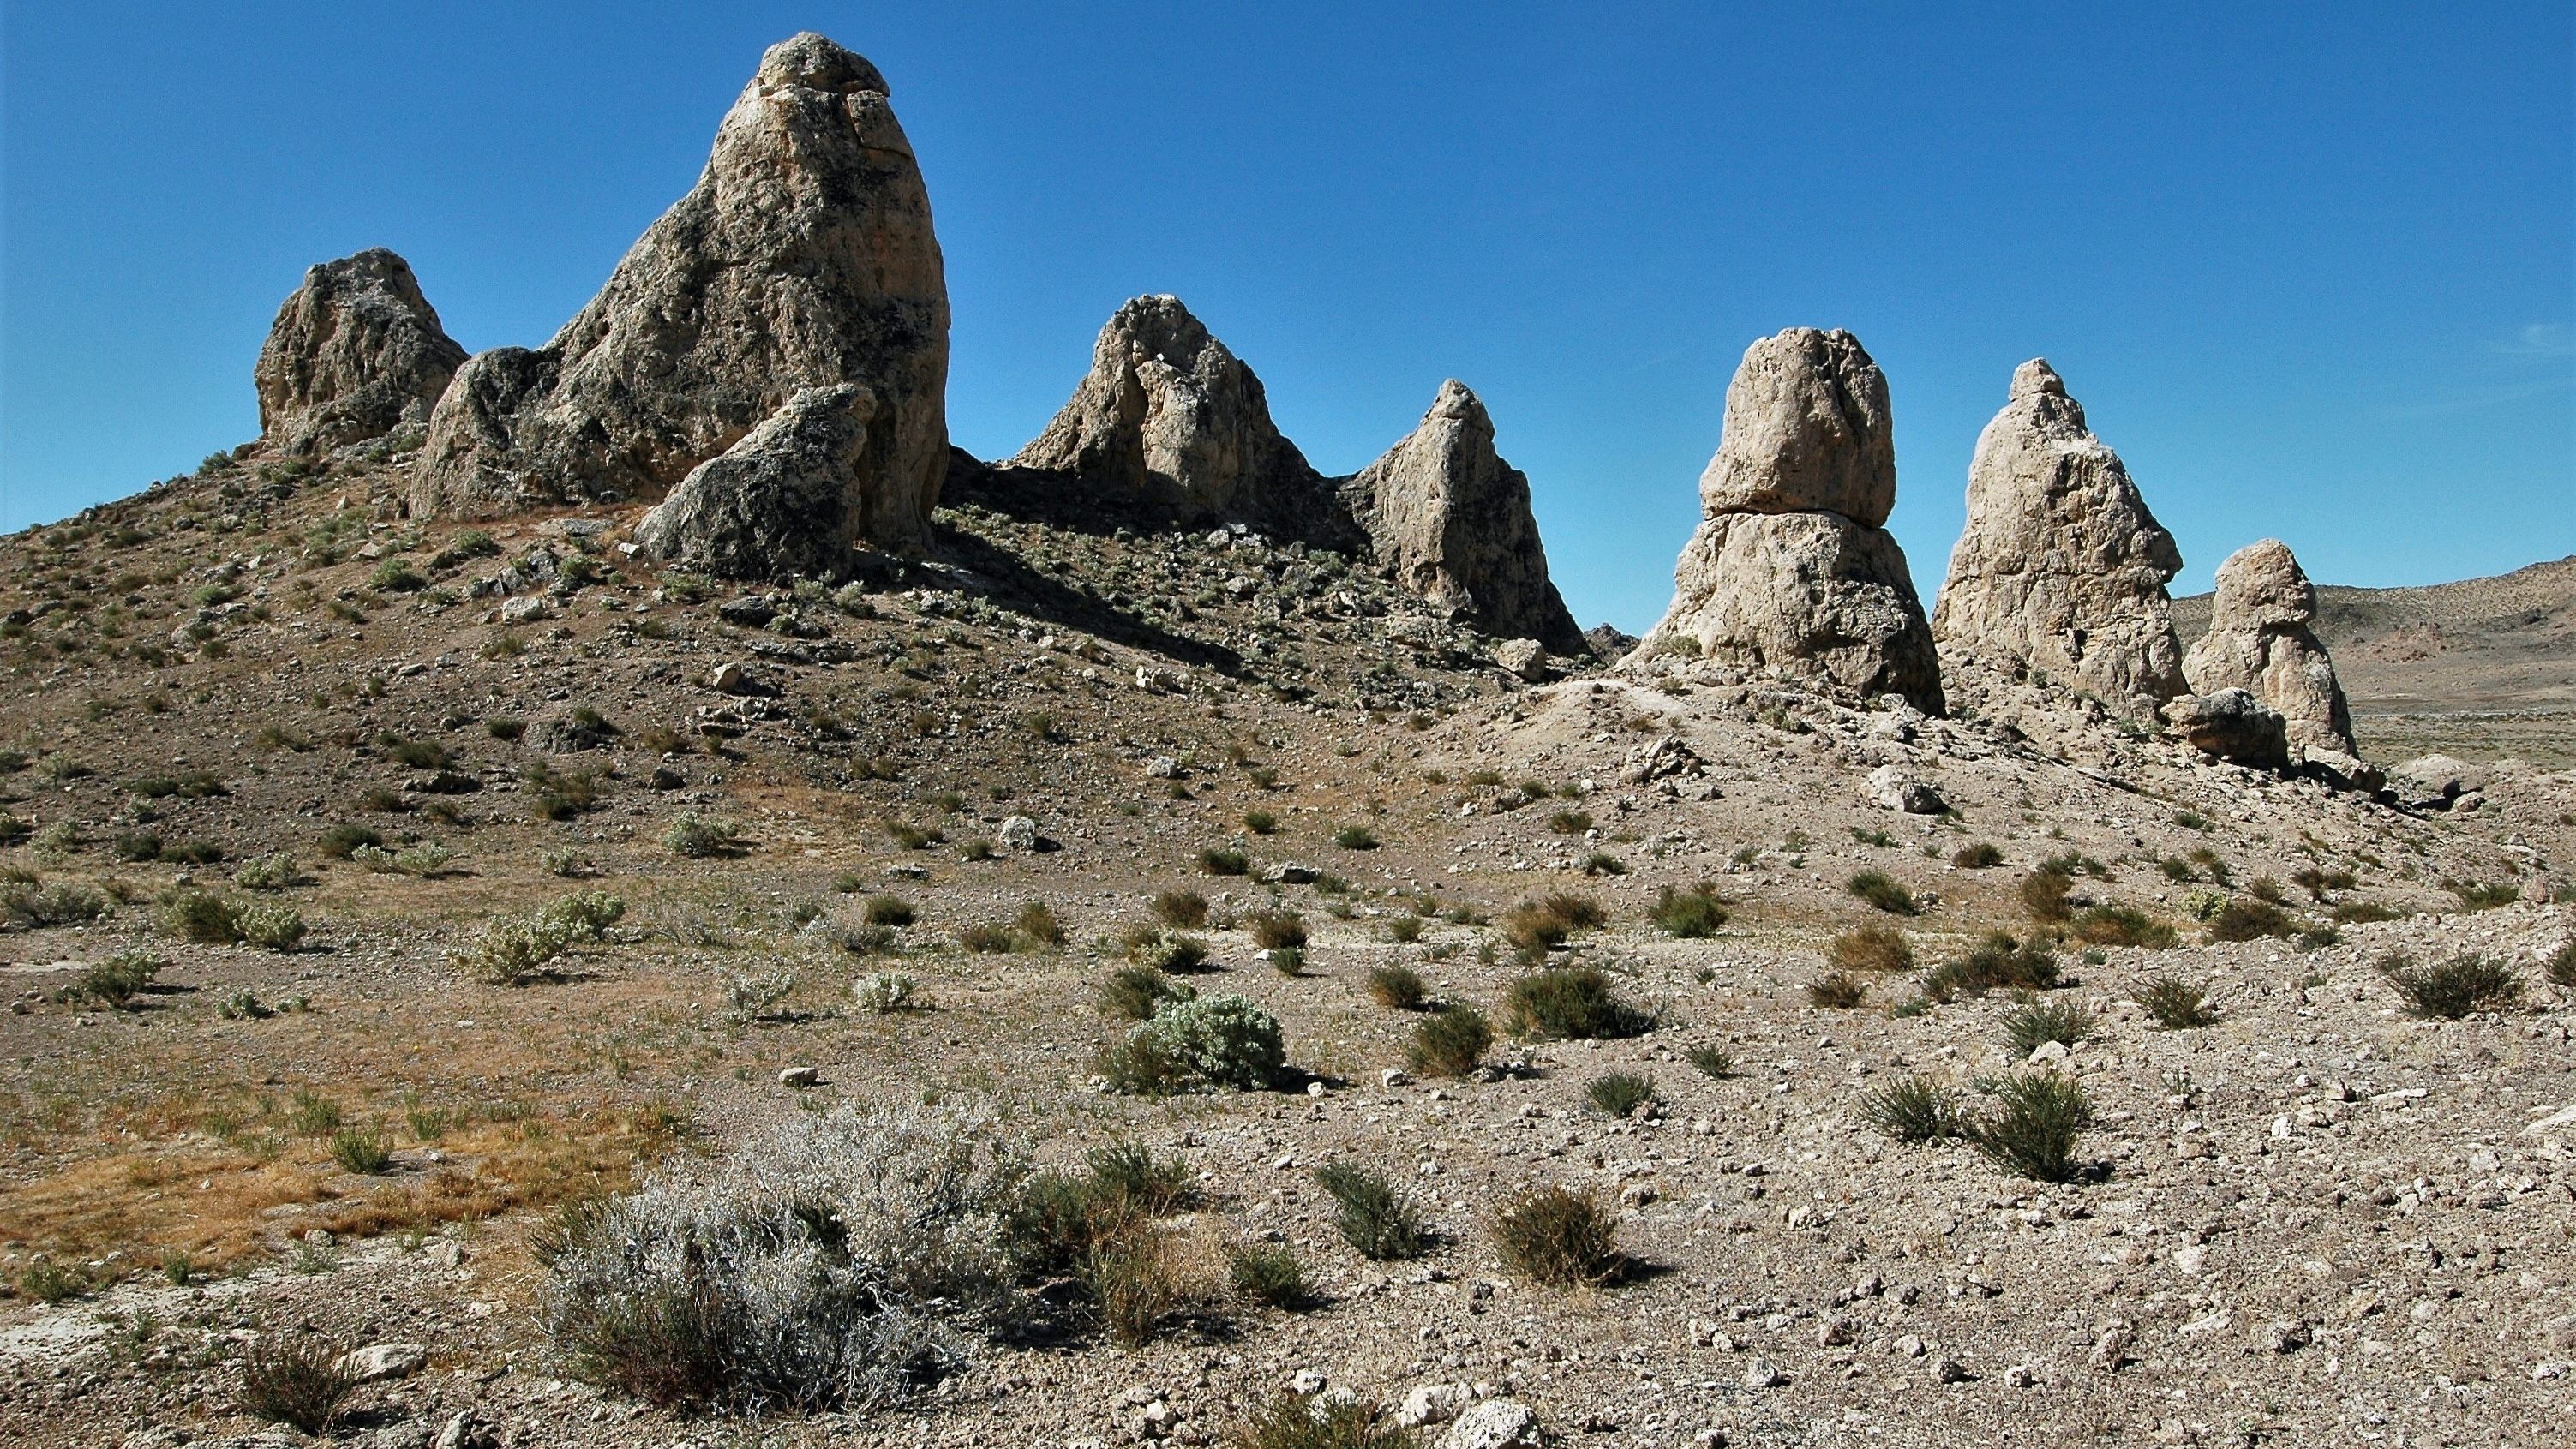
2176;555;2576;766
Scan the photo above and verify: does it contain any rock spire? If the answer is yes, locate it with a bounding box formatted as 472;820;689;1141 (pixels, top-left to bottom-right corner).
1638;328;1942;712
2183;539;2357;758
1932;359;2188;717
413;32;949;554
1341;380;1584;654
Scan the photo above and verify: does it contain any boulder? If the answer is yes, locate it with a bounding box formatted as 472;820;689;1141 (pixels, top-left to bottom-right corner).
1931;360;2189;716
1635;328;1941;713
2387;753;2483;810
1495;638;1552;682
1006;295;1350;544
254;248;466;455
1866;763;1944;814
2182;540;2357;758
632;384;884;581
335;1343;428;1382
1698;328;1895;526
1341;380;1585;652
2161;688;2291;770
414;32;949;546
1437;1398;1545;1449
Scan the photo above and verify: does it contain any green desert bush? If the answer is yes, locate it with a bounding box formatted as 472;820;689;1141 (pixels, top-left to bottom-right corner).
1246;909;1308;952
62;947;163;1009
2135;974;2215;1028
2018;867;2074;923
1921;932;2060;1000
1686;1044;1734;1078
1861;1075;1961;1144
1505;964;1646;1039
1107;994;1284;1093
1151;889;1209;928
1648;883;1728;937
2379;951;2521;1020
328;1128;392;1175
1847;870;1916;915
1225;1242;1312;1312
2070;904;2178;949
1585;1071;1656;1117
2205;898;2297;943
663;812;742;858
1951;842;2004;869
236;1333;359;1434
1966;1073;2092;1183
1491;1186;1620;1288
2000;997;2095;1057
863;895;915;927
1314;1160;1429;1260
1224;1394;1417;1449
1806;971;1868;1009
1367;963;1427;1009
1406;1004;1493;1078
1102;967;1192;1021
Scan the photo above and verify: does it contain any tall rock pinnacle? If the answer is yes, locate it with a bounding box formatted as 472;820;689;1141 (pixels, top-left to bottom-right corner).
413;33;950;553
1638;328;1942;712
1932;359;2189;718
255;248;465;456
1341;380;1584;654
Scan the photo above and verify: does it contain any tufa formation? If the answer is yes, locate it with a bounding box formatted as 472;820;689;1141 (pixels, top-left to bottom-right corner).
2184;539;2357;760
1932;360;2188;717
1340;380;1585;656
412;33;950;554
1639;328;1943;713
255;248;467;456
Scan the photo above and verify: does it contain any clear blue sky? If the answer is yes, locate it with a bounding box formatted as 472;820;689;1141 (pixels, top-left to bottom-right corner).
4;3;2569;632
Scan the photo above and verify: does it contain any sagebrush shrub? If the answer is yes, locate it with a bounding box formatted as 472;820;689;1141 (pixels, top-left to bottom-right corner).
1225;1242;1310;1311
237;1334;358;1434
2379;952;2520;1020
1225;1394;1418;1449
2135;973;2214;1028
1367;964;1426;1010
460;913;579;985
1922;932;2059;1000
1829;924;1912;973
1847;870;1916;916
1151;889;1208;928
2205;898;2296;943
664;812;741;858
542;1104;1026;1413
853;971;917;1014
1862;1075;1960;1143
1967;1073;2091;1182
1585;1071;1655;1117
2000;997;2094;1057
1112;994;1284;1092
1101;966;1192;1021
2070;905;2177;949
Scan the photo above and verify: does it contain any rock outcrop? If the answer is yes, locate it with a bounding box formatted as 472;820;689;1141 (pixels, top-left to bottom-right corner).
2161;687;2291;770
412;32;948;550
1007;295;1349;546
1932;360;2188;716
1638;328;1942;713
2183;540;2357;758
254;248;466;455
1340;380;1584;654
632;385;883;581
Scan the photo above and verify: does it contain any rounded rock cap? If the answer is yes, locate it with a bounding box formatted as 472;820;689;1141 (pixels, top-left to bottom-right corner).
2010;358;2065;401
756;33;888;95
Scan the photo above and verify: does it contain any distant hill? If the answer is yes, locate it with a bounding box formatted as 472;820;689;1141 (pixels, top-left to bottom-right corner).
2172;554;2576;768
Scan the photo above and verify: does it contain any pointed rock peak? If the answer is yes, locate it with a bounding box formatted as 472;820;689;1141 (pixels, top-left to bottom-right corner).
1427;378;1484;422
2184;539;2352;759
255;247;466;455
1699;326;1896;529
2010;358;2064;400
1093;294;1225;371
755;32;888;93
1933;356;2183;714
1345;379;1580;654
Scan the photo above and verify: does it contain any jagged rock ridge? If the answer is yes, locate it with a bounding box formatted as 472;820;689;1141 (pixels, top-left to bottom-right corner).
1340;380;1584;655
255;248;466;455
1932;359;2188;718
411;32;949;554
1637;327;1942;713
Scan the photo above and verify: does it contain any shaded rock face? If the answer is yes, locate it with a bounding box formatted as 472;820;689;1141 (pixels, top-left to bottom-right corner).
414;32;947;545
1932;360;2187;716
632;384;881;581
2162;687;2291;771
255;248;466;455
2184;540;2357;757
1641;328;1942;712
1341;380;1584;654
1007;295;1349;546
